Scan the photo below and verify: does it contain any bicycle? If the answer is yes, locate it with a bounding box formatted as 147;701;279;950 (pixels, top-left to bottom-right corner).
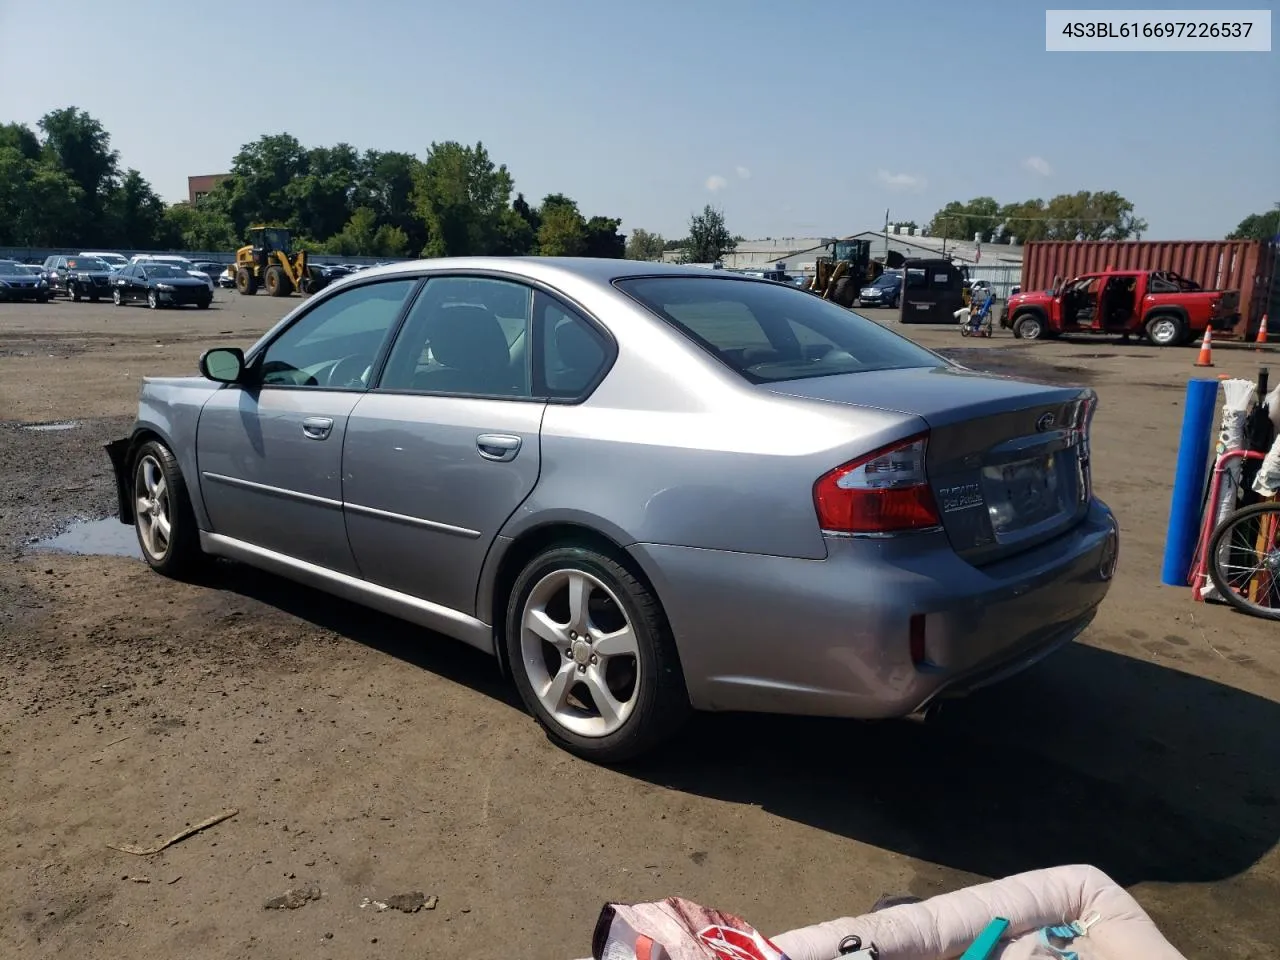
1206;498;1280;620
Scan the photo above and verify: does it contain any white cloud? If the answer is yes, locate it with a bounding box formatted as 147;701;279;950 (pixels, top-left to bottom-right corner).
876;169;926;192
705;174;728;192
1023;156;1053;177
736;166;751;180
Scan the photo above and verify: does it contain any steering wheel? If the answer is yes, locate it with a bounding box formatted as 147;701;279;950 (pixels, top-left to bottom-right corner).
327;353;371;389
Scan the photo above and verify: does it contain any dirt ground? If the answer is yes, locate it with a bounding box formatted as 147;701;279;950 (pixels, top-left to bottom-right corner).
1;291;1277;960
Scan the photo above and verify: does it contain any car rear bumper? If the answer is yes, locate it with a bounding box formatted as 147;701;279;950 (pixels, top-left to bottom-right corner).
628;498;1117;718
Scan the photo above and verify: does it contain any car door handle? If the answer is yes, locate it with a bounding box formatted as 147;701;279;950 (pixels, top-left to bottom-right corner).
476;433;521;462
302;416;334;440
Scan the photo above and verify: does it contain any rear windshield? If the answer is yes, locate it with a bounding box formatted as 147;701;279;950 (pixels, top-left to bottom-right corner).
615;275;941;383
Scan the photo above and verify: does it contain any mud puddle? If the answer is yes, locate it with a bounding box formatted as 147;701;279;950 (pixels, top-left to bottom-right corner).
31;517;140;558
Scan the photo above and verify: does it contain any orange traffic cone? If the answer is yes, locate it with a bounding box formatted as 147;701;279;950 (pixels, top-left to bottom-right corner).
1257;314;1269;349
1195;328;1214;367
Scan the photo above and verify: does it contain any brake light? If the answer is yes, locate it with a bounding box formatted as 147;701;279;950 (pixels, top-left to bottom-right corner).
813;433;941;535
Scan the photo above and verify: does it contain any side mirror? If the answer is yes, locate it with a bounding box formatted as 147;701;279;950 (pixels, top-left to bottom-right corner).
199;347;246;384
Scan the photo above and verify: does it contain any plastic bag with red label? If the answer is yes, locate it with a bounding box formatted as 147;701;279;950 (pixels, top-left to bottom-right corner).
590;896;791;960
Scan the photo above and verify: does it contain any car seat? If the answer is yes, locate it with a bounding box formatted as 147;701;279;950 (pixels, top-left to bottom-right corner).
414;305;522;395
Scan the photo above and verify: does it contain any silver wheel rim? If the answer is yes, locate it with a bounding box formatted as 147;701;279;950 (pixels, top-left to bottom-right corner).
113;289;121;305
148;291;157;308
519;568;640;738
1019;317;1042;339
134;455;172;560
1150;318;1177;344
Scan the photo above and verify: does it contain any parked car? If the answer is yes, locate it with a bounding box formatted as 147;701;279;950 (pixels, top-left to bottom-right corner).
857;270;903;308
189;261;224;285
104;259;1118;762
0;259;50;301
130;254;217;292
79;251;130;272
112;262;213;309
42;254;115;300
1002;269;1239;345
217;266;236;289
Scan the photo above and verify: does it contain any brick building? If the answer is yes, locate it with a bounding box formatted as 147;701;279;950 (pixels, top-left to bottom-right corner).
187;173;230;205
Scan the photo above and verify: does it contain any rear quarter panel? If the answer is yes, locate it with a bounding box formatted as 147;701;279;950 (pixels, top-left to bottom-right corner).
498;281;922;560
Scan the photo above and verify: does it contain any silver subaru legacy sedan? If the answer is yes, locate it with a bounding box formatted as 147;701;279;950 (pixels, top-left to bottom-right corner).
105;257;1118;763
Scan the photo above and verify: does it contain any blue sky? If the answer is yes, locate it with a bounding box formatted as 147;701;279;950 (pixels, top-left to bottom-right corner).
0;0;1275;240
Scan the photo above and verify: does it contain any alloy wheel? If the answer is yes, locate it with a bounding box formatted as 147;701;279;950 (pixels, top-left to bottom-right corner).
519;568;641;738
134;454;171;561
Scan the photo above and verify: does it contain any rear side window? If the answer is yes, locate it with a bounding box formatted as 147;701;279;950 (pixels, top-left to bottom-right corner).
615;276;941;384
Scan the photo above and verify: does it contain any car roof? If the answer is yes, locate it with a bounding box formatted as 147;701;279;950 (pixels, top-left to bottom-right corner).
345;256;765;289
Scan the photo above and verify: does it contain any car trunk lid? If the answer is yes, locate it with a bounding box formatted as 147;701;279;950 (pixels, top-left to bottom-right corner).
764;364;1095;565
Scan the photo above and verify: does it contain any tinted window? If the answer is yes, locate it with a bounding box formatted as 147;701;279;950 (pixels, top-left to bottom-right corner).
537;292;607;397
378;276;532;397
905;268;926;290
259;279;416;389
615;275;940;384
145;264;187;279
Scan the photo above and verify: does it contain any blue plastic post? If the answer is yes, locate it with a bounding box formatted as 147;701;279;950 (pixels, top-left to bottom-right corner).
1161;378;1219;586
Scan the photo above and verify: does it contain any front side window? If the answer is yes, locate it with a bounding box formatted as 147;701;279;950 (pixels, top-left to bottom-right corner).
258;279;417;389
616;275;941;384
379;276;533;397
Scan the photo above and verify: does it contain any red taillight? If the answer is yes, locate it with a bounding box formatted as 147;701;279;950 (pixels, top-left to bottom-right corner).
813;433;941;535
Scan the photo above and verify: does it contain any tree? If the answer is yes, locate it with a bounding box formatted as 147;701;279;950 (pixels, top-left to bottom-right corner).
105;169;169;248
360;150;425;253
411;140;514;257
681;205;736;263
1227;204;1280;241
0;122;41;162
38;107;119;241
0;147;83;245
929;190;1147;243
583;216;625;259
625;227;666;261
163;202;239;252
536;194;587;256
929;196;1001;242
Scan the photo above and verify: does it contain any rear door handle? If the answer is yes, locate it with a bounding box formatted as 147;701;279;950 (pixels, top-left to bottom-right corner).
476;433;521;462
302;416;334;440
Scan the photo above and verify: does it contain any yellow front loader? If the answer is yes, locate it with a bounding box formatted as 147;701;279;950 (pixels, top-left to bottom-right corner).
234;226;319;297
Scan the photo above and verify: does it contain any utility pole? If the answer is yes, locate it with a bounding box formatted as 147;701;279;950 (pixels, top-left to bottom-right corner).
883;208;889;263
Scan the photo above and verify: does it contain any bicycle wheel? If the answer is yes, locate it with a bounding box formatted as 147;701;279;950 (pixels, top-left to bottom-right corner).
1206;501;1280;620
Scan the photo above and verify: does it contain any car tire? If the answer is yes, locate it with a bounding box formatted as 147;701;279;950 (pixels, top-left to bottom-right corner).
197;299;210;309
69;283;81;302
131;439;205;579
505;544;690;763
1012;312;1046;340
1145;312;1186;347
113;288;123;306
36;292;49;303
147;290;160;309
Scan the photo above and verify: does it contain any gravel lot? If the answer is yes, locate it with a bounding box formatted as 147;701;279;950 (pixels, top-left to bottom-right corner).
1;291;1277;959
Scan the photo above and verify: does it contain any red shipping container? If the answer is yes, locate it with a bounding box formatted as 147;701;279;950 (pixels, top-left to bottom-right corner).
1021;240;1277;339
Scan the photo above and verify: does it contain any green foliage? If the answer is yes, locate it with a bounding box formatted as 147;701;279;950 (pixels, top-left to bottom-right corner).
680;205;737;263
0;107;629;259
1226;204;1280;241
930;191;1148;243
625;227;666;261
537;194;588;256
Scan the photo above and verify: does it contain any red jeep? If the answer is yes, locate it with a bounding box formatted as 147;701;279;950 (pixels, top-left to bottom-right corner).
1002;269;1240;347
